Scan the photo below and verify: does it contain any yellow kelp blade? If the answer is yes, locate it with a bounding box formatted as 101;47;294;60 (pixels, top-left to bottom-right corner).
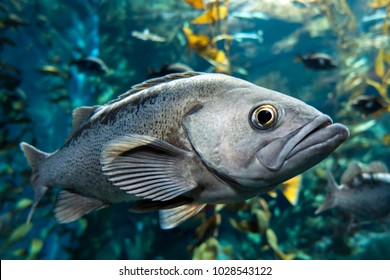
384;69;390;85
267;190;277;198
273;175;302;206
369;0;390;8
282;175;301;205
210;4;228;21
266;229;296;260
254;209;269;236
191;11;214;24
182;27;210;51
184;0;204;9
192;237;219;260
29;239;43;258
383;134;390;146
199;47;230;73
366;78;389;102
214;49;229;73
384;51;390;65
375;49;385;78
191;4;228;24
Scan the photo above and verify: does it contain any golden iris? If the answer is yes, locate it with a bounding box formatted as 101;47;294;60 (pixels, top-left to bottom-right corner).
250;104;277;129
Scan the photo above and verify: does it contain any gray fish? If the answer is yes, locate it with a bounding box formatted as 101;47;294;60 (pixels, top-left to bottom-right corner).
20;72;349;229
296;53;336;70
148;63;193;79
70;56;109;75
316;161;390;222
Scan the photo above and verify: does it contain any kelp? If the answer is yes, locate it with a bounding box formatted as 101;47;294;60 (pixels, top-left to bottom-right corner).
183;0;231;73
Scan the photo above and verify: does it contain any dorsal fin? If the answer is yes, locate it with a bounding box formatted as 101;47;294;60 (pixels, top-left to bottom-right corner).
364;161;388;174
340;162;361;185
65;106;98;142
107;72;201;105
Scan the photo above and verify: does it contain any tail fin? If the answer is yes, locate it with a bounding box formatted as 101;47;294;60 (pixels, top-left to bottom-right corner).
20;142;50;223
315;169;338;215
294;53;303;63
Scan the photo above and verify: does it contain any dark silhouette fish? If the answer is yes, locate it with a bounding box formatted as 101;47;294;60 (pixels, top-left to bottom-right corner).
70;56;108;75
296;53;336;70
20;72;349;229
349;95;387;116
316;161;390;224
148;63;193;79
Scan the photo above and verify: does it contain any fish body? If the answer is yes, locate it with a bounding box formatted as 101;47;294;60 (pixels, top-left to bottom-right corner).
148;63;193;79
296;53;336;70
231;11;270;20
70;57;108;75
349;95;386;116
316;161;390;221
232;30;264;43
131;29;166;42
20;73;349;229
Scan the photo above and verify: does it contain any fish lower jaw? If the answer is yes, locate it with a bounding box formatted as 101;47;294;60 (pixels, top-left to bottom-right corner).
286;123;349;160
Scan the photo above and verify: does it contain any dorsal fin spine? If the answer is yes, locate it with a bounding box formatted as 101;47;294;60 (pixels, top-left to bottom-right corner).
107;72;201;104
66;106;98;142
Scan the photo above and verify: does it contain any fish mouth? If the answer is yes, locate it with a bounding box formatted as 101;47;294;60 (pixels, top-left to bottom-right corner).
257;115;349;171
286;119;333;160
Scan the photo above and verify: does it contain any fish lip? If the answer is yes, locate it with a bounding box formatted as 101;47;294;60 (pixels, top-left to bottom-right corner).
257;115;342;171
286;120;347;160
286;117;332;158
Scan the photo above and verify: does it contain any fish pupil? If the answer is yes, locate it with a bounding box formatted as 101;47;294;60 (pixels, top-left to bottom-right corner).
257;110;272;125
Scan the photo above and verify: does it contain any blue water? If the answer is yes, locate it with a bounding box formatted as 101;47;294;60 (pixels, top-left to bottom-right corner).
1;0;390;260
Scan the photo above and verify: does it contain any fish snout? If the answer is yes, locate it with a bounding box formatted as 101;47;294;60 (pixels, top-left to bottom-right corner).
257;115;349;172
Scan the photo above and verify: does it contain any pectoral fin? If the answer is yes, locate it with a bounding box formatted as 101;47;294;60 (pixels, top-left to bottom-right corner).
159;204;206;229
101;134;197;201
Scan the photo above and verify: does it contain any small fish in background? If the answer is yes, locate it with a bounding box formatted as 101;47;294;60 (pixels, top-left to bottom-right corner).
70;56;109;76
315;161;390;230
230;11;270;21
131;28;166;43
0;14;28;30
349;95;388;117
231;30;264;43
147;63;193;79
295;53;336;70
20;72;349;229
36;65;69;79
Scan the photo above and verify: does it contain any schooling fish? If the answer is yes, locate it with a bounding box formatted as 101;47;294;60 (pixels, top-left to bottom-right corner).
295;53;336;70
20;72;349;229
315;161;390;223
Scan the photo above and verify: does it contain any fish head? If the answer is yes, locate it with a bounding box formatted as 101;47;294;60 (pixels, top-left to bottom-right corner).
184;80;349;194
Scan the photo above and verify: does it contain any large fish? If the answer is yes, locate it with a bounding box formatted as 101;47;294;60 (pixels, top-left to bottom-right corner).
20;72;349;229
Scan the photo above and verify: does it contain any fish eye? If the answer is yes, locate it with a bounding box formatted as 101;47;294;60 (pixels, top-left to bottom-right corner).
250;104;278;130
